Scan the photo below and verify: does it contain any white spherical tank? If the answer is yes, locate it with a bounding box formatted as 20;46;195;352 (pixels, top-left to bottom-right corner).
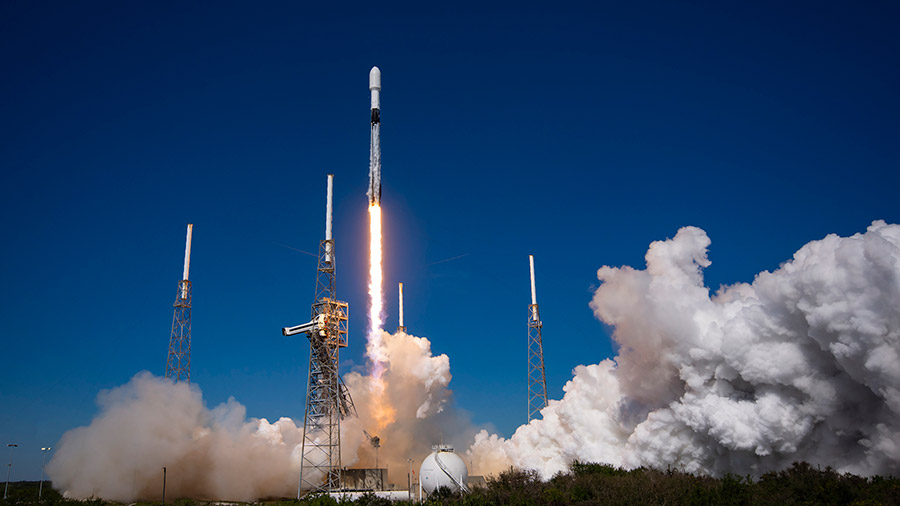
419;445;468;495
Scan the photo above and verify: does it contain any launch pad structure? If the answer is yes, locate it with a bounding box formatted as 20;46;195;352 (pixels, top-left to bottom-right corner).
527;255;548;421
283;174;356;496
166;224;193;383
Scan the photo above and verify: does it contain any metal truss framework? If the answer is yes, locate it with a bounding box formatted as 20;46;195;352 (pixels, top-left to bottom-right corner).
166;280;192;383
527;303;548;422
298;239;355;496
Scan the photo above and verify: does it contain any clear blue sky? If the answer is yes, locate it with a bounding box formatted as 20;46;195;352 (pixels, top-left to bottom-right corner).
2;1;898;480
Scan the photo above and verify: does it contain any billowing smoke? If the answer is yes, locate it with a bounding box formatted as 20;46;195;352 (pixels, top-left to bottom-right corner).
469;221;900;479
46;372;311;501
46;330;473;500
49;221;900;500
343;329;477;485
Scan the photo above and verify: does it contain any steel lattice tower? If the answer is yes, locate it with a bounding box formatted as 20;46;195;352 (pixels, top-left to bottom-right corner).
287;175;355;496
527;255;548;421
166;224;193;383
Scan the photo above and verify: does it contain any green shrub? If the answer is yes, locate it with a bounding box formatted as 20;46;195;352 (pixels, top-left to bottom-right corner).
1;463;897;506
570;460;628;477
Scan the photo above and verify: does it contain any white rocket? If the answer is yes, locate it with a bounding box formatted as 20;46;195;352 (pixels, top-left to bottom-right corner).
368;66;382;205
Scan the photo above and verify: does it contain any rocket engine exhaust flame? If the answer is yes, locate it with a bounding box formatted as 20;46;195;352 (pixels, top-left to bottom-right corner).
367;206;384;353
367;204;391;429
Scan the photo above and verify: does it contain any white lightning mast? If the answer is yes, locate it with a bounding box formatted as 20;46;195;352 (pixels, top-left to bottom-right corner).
527;254;548;421
325;174;334;263
182;224;193;298
397;282;406;333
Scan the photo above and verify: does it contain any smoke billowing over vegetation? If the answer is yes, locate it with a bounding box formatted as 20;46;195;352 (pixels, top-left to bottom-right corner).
46;223;900;500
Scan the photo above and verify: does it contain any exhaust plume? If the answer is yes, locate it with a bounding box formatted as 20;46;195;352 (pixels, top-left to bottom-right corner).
367;203;391;428
45;372;313;501
46;329;474;499
344;328;478;485
49;220;900;500
470;221;900;479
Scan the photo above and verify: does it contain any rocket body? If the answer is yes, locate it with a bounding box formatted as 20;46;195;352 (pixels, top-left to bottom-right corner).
368;66;382;205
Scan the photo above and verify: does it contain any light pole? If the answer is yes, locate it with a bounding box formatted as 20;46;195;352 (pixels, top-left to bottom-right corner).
39;447;52;500
406;458;413;500
4;443;18;499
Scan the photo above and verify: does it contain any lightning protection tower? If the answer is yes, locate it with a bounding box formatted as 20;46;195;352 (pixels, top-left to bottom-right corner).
166;224;193;383
397;282;406;333
527;254;548;421
282;174;355;496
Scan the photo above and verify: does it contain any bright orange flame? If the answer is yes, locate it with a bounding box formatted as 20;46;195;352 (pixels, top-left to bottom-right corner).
368;205;384;346
367;204;394;429
370;376;396;429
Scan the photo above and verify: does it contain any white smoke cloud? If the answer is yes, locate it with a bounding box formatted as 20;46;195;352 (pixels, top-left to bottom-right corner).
469;221;900;479
46;372;327;501
50;221;900;499
344;329;477;485
46;329;474;500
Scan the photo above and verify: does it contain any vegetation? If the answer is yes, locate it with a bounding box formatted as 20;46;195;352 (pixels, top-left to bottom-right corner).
2;462;898;506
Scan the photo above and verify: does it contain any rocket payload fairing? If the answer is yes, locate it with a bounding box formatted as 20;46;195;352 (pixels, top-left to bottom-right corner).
368;66;382;205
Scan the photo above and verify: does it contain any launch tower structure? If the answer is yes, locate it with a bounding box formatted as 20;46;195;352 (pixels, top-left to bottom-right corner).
527;255;548;421
284;174;356;496
166;224;193;383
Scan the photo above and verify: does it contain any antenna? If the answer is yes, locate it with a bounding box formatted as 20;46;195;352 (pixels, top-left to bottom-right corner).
325;174;333;263
181;224;193;298
529;254;538;319
527;254;548;421
166;224;193;383
397;282;406;333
